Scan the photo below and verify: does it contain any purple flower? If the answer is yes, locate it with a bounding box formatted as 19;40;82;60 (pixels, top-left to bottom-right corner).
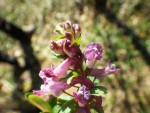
49;39;66;55
40;58;73;79
91;60;121;80
33;78;70;100
77;107;91;113
63;39;81;58
50;39;81;58
84;42;103;68
73;85;90;107
53;58;73;78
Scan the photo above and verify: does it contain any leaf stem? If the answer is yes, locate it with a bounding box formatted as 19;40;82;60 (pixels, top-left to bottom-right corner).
63;90;73;97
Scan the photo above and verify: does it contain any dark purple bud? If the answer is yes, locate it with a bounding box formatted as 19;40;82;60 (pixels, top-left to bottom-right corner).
77;107;91;113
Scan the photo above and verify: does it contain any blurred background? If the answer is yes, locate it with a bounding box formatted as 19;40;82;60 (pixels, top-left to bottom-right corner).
0;0;150;113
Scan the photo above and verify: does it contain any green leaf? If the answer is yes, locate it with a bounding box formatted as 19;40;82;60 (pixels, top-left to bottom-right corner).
91;108;104;113
50;51;67;59
66;71;79;84
58;93;73;101
54;35;65;41
53;99;77;113
47;97;57;108
90;86;107;97
72;36;82;46
25;93;52;112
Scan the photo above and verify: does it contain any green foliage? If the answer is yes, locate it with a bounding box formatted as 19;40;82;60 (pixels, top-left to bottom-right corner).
90;86;107;97
26;93;76;113
91;108;104;113
53;99;77;113
25;93;52;112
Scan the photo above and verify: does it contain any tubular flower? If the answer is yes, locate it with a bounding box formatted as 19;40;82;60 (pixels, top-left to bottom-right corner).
91;60;121;80
84;42;103;68
31;21;121;113
33;78;70;100
40;58;73;79
73;85;90;107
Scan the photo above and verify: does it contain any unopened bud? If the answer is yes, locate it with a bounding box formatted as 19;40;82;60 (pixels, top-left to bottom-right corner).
65;31;73;41
64;21;71;31
54;29;62;34
72;24;81;39
49;40;65;55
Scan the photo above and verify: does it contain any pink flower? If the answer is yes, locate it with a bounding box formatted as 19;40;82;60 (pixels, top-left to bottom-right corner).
33;78;70;100
53;58;73;78
73;85;90;107
49;39;66;55
84;42;103;68
63;39;81;58
91;60;121;80
40;58;73;79
49;39;81;58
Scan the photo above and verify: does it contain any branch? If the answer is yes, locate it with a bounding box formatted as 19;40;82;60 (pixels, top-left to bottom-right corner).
0;15;35;44
0;50;20;67
94;0;150;65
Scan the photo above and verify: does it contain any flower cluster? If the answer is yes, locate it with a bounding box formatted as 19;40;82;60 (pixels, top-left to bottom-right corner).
33;21;121;113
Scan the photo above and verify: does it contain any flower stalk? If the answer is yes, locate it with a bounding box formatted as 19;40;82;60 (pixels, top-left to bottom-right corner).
30;21;121;113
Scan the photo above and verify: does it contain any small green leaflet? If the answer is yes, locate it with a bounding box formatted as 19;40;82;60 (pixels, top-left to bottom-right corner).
53;99;77;113
90;86;107;97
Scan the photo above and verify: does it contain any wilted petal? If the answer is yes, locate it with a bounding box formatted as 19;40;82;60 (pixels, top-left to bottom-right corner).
73;85;90;107
84;42;103;68
91;60;121;80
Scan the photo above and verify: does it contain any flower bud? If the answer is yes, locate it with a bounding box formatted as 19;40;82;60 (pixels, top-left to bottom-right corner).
64;21;71;31
49;39;66;55
65;31;73;41
72;24;81;39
